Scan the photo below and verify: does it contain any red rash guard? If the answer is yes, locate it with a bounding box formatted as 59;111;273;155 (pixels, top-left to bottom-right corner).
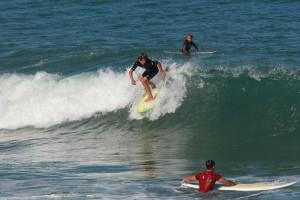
195;170;221;192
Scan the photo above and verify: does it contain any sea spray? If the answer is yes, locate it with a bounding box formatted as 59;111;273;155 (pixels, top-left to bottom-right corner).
0;61;195;129
0;70;134;129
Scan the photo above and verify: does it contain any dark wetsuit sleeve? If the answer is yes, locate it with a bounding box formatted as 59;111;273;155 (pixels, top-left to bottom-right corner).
192;42;199;51
131;61;139;71
152;60;158;68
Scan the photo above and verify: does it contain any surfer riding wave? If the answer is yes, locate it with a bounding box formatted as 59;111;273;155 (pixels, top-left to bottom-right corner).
129;53;166;102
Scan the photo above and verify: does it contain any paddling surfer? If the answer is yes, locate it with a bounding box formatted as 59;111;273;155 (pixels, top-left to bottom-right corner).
182;34;199;55
129;53;166;102
181;160;236;192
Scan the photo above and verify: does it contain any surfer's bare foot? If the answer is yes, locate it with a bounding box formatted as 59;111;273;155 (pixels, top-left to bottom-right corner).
145;96;155;102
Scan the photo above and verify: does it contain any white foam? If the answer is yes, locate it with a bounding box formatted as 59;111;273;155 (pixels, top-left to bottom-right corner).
0;61;194;129
0;69;135;129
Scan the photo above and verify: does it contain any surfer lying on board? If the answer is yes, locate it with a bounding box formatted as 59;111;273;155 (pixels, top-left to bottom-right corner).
181;160;236;192
182;34;199;55
129;53;166;102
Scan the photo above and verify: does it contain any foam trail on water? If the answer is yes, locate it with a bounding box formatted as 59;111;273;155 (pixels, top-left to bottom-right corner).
0;70;135;129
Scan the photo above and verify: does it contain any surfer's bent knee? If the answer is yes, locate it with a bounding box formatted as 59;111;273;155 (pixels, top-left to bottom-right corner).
140;76;148;83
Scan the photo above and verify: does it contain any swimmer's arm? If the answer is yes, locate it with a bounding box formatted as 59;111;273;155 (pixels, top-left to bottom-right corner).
181;175;197;183
218;177;236;186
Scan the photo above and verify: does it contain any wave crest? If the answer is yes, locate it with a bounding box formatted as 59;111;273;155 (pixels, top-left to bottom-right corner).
0;61;193;129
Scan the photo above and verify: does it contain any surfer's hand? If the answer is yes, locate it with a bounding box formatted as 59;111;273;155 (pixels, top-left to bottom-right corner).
131;80;136;85
160;70;166;78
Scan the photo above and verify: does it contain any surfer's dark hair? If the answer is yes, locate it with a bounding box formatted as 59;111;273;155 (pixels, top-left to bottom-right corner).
206;160;215;169
185;34;193;40
138;53;148;61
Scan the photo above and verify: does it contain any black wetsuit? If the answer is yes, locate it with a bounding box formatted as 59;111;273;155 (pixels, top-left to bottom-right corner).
182;40;199;52
131;59;159;80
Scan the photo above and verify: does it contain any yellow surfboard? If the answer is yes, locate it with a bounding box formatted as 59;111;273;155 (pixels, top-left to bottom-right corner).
136;89;158;113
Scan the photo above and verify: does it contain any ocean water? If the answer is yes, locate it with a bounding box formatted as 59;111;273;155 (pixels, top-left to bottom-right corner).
0;0;300;199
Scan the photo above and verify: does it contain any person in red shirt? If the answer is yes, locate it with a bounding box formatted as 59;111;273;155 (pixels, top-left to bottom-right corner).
181;160;236;192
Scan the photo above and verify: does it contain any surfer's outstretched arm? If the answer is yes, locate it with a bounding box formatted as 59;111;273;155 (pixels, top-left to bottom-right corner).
129;61;140;85
156;61;166;77
192;42;199;51
218;177;236;186
129;69;136;85
181;175;196;183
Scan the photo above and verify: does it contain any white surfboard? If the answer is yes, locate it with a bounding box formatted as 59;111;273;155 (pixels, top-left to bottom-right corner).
164;51;216;55
136;89;158;113
181;181;297;192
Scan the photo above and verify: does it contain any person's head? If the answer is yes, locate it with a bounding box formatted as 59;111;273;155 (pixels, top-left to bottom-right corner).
185;34;193;42
138;53;148;65
205;160;216;170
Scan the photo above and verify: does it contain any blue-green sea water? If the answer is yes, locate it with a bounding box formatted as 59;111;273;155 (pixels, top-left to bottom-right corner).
0;0;300;199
